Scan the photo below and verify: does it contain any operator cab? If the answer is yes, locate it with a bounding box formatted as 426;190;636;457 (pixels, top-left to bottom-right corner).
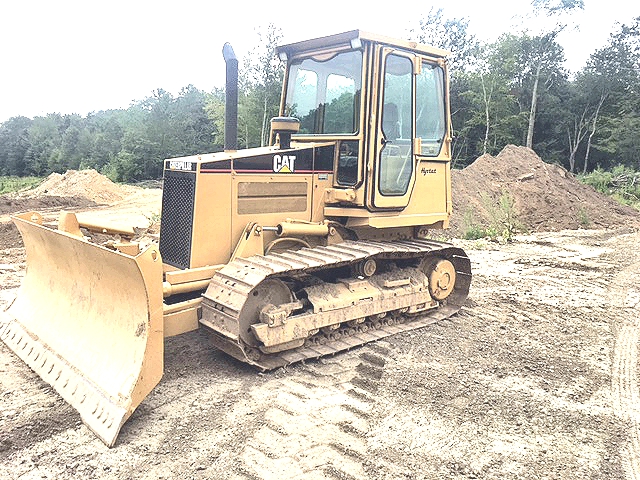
277;30;451;212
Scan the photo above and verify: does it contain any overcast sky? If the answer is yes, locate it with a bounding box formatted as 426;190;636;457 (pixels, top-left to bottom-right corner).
1;0;638;123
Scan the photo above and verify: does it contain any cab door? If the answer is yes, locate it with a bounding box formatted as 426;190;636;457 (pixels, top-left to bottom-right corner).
369;48;417;210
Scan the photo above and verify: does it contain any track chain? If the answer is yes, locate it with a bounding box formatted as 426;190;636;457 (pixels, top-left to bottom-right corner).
201;239;471;370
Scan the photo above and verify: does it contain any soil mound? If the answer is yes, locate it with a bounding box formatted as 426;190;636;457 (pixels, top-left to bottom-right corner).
0;195;98;216
0;195;99;250
451;145;640;234
25;169;135;204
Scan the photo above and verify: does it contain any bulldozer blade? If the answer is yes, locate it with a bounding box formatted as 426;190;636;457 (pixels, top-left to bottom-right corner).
0;212;164;447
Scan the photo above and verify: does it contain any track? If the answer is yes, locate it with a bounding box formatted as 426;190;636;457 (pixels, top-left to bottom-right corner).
200;239;471;369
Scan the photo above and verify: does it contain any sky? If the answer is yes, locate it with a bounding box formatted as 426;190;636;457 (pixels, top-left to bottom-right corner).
1;0;638;123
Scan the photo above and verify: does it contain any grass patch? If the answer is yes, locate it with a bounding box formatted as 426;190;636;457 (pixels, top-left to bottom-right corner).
462;191;524;242
577;206;591;228
462;208;488;240
579;166;640;210
0;176;43;195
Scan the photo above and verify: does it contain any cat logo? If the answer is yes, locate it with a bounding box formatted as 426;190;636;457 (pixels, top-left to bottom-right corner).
273;154;296;173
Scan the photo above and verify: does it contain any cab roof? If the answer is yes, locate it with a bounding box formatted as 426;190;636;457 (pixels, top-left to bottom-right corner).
276;30;450;60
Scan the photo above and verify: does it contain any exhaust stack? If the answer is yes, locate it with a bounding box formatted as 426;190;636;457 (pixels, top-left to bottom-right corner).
222;42;238;151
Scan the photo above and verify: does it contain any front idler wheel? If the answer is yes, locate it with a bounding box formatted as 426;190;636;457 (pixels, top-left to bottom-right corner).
423;258;457;301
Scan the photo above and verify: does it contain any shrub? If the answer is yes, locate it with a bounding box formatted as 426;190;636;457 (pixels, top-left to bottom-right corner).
579;166;640;210
482;190;523;242
461;191;523;242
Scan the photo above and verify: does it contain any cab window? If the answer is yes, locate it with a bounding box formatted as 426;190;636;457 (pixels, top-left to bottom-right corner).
416;62;446;156
285;50;362;135
378;54;413;196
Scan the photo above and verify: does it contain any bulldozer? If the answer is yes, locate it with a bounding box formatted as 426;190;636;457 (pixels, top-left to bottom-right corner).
0;30;471;447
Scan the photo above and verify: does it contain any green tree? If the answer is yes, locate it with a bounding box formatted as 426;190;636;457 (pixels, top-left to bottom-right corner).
409;9;480;165
409;7;479;73
172;85;217;154
520;32;567;149
25;114;63;175
0;116;33;176
204;87;226;149
531;0;584;16
240;24;285;148
59;114;87;170
86;111;125;170
577;17;640;171
523;0;583;150
463;38;529;158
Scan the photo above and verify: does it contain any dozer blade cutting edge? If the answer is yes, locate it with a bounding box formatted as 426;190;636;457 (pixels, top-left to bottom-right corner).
0;212;164;447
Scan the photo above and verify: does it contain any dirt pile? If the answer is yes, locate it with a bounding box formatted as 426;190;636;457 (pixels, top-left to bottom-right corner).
0;196;99;250
24;169;135;204
451;145;640;234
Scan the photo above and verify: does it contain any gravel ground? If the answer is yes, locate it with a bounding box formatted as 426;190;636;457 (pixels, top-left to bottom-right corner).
2;221;639;479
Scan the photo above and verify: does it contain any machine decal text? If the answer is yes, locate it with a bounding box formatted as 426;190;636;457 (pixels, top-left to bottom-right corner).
170;160;193;171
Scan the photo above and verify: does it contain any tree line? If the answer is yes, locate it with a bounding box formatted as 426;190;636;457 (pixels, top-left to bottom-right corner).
0;10;638;182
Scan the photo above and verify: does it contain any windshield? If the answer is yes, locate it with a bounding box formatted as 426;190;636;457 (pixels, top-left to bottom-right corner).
284;50;362;135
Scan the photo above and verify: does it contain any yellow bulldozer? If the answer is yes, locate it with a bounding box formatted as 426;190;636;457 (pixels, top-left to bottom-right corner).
0;30;471;447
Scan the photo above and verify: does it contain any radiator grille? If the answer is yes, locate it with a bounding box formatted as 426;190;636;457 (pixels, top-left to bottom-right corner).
159;172;196;269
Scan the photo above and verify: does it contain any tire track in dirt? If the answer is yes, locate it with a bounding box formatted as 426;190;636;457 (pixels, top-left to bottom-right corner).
357;234;625;480
234;343;390;479
610;261;640;480
0;320;392;480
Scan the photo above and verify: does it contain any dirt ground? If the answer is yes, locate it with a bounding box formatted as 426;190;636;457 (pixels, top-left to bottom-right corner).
1;163;640;479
